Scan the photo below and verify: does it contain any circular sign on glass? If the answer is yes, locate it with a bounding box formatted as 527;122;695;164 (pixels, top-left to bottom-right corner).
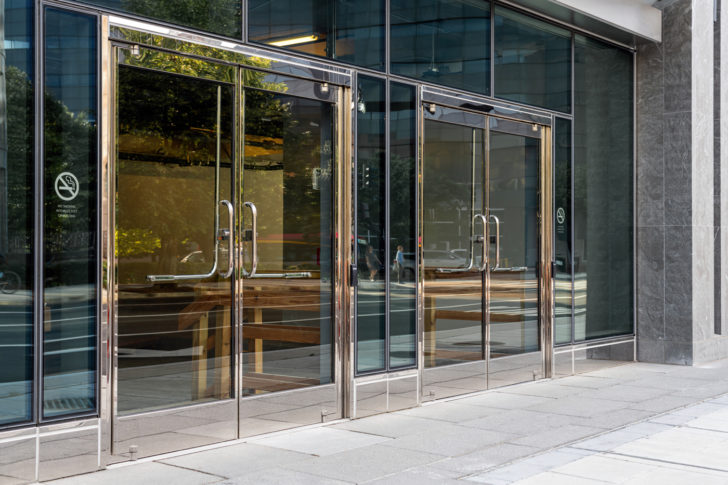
55;172;80;201
556;207;566;225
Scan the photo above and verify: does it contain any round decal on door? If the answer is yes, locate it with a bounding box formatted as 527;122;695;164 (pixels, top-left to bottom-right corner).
55;172;80;201
556;207;566;225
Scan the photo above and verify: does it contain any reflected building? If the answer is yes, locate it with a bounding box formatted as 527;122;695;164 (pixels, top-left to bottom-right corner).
0;0;718;482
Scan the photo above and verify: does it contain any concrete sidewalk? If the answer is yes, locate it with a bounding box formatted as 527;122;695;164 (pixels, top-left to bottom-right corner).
46;360;728;484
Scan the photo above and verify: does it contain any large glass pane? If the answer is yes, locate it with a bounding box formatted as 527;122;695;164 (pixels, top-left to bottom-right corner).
116;62;234;414
43;8;97;418
494;6;571;113
242;89;334;395
554;118;573;345
355;76;386;374
488;127;540;387
391;0;490;95
423;119;485;368
249;0;385;71
389;82;417;369
79;0;242;39
574;35;634;341
0;0;33;426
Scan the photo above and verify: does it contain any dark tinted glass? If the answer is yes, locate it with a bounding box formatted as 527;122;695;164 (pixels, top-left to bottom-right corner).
494;6;571;112
80;0;242;38
574;35;633;341
0;0;34;426
43;9;97;418
241;88;335;395
554;118;573;345
356;76;386;373
249;0;385;71
116;63;234;413
391;0;490;95
389;82;417;369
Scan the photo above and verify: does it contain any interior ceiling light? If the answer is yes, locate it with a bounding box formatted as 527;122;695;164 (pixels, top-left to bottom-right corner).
269;34;319;47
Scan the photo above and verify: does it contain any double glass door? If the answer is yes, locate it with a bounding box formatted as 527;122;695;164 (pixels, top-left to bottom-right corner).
112;45;342;458
422;103;549;399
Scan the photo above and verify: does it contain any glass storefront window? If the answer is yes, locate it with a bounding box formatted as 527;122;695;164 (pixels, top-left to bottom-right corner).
494;6;571;113
249;0;385;71
80;0;242;39
391;0;490;95
554;118;573;345
0;0;34;426
389;82;417;369
574;35;633;341
356;76;386;374
43;8;97;418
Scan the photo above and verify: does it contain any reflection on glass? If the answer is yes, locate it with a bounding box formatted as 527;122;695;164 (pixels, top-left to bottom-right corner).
80;0;242;38
0;0;33;426
494;6;571;113
356;76;386;373
389;82;417;369
554;118;572;345
423;119;484;368
574;35;633;341
242;88;334;395
488;130;539;362
249;0;385;71
43;9;97;418
116;65;234;414
391;0;490;95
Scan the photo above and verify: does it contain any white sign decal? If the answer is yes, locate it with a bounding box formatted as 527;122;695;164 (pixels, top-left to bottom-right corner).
556;207;566;225
55;172;80;201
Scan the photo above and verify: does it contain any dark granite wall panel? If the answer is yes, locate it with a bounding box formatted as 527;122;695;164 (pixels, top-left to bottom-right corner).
636;0;694;364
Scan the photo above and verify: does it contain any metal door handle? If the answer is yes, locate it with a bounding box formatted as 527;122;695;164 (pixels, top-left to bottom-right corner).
435;213;486;273
242;201;258;277
250;272;311;279
219;200;234;278
474;214;488;271
489;214;500;270
147;200;232;283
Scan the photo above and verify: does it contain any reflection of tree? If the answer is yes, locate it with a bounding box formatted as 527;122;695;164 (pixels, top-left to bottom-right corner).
3;66;33;273
43;70;97;287
105;0;242;38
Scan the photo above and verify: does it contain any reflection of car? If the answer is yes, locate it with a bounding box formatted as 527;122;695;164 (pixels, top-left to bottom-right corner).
423;249;468;269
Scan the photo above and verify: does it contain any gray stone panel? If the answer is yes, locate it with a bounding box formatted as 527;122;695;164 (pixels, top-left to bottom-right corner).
663;0;692;114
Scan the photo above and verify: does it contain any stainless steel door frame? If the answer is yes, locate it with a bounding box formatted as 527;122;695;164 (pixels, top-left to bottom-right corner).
107;43;239;462
418;97;554;402
237;73;349;437
101;18;354;462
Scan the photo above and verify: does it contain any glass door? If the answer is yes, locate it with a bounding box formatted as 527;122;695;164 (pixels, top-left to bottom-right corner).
487;117;547;388
112;47;237;458
239;73;342;436
422;106;488;400
421;102;550;400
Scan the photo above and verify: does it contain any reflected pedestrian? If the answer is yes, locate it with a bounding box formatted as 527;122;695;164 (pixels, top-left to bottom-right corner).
366;245;381;281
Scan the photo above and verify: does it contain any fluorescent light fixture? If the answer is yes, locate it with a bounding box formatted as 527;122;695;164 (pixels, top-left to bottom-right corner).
269;34;319;47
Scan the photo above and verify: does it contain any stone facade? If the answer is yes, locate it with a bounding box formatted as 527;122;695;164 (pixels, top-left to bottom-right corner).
636;0;728;365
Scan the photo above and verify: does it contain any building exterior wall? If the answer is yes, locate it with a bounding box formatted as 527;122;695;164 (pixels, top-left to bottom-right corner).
636;0;728;365
0;0;683;482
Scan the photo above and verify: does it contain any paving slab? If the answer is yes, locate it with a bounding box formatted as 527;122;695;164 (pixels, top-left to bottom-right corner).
250;428;390;457
284;444;444;483
160;443;313;478
45;462;222;485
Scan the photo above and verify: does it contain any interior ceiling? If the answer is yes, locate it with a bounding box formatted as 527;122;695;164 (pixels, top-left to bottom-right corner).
500;0;642;48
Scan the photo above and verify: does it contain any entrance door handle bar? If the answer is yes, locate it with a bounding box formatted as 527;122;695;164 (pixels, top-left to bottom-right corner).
489;214;500;270
475;214;488;271
220;200;234;278
242;201;258;277
147;199;233;283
